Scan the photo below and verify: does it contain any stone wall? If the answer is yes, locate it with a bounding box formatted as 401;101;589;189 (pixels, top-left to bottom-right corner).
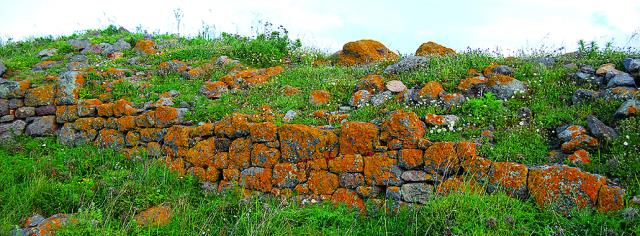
0;76;626;213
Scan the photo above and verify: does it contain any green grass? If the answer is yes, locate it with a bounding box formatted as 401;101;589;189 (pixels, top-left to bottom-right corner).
0;137;637;235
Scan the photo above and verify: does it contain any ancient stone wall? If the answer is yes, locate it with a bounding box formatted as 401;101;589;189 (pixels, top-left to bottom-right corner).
0;77;626;213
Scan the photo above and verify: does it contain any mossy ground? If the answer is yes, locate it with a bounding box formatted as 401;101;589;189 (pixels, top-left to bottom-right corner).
1;25;639;234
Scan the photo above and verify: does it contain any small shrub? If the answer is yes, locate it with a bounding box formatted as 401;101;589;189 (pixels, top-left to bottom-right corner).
222;22;301;67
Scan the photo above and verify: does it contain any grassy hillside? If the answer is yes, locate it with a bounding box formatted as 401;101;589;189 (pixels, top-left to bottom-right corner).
1;25;639;234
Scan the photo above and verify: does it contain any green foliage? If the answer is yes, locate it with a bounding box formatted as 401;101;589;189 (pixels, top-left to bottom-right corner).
221;22;301;67
479;127;549;165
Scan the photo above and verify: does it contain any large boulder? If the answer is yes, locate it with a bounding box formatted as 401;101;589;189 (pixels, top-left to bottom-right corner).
488;75;527;99
415;41;455;56
336;39;398;66
380;110;426;149
56;71;82;105
586;115;617;142
278;124;338;163
0;79;30;99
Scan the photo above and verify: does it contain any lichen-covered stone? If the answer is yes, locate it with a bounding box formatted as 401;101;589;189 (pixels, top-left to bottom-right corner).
251;143;280;168
279;124;338;163
25;85;56;107
272;162;307;188
0;120;26;141
328;154;364;173
380;110;426;149
240;167;272;192
349;90;371;107
135;39;157;54
416;81;444;103
488;162;528;198
185;138;216;167
415;41;455;56
95;129;125;150
163;126;191;156
339;121;378;155
398;149;423;169
139;128;165;142
424;142;460;175
364;152;402;186
215;113;250;139
200;81;228;99
597;186;625;212
77;99;101;117
56;71;83;105
58;123;97;146
308;170;339;195
15;107;35;118
336;39;399;66
0;79;30;99
527;165;606;212
229;138;252;169
55;105;78;123
154;106;179;128
355;75;385;94
249;122;277;143
113;99;137;117
356;186;382;198
309;90;330;106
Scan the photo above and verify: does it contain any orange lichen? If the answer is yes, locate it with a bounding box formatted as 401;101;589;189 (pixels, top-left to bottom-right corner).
201;81;228;99
114;116;135;131
398;149;423;169
356;74;385;93
134;205;171;227
283;85;301;96
331;188;365;211
457;77;488;91
424;113;446;126
417;81;444;99
380;110;426;148
363;153;400;186
163;126;191;148
527;165;606;212
223;168;240;181
192;166;219;182
229;138;252;169
436;176;483;195
308;170;339;195
489;162;528;197
309;90;331;106
306;158;328;170
597;186;625;212
187;67;205;78
24;85;55;107
487;74;515;86
339;122;378;155
328;154;364;173
240;167;272;193
278;124;338;163
424;142;460;174
96;103;115;117
154;106;178;127
215;113;250;139
248;122;277;142
251;143;280;168
113;99;136;117
186;138;216;167
272;162;307;188
567;149;591;164
55;105;78;123
456;141;477;160
135;39;157;54
415;41;455;56
337;39;399;66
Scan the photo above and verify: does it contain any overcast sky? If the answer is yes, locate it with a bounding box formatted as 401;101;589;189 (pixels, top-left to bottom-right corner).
1;0;639;55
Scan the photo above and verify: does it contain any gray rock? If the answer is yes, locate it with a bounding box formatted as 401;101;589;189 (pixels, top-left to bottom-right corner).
401;183;433;204
349;90;372;107
68;39;91;51
0;79;22;98
624;58;640;76
493;65;513;75
606;73;636;88
339;173;364;189
572;89;599;104
0;114;14;122
35;105;56;116
57;123;97;146
25;116;57;136
9;99;23;109
32;60;61;71
37;48;57;58
518;107;532;119
370;91;393;106
601;87;639;101
615;99;638;119
0;61;6;77
440;93;466;108
0;120;26;141
573;72;603;87
580;65;596;74
0;99;7;116
535;57;556;67
15;107;35;118
112;38;131;52
401;170;429;182
215;56;240;66
57;71;81;105
284;110;297;123
489;79;527;100
385;80;407;92
27;214;46;227
383;56;429;74
557;125;586;142
586;115;617;142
